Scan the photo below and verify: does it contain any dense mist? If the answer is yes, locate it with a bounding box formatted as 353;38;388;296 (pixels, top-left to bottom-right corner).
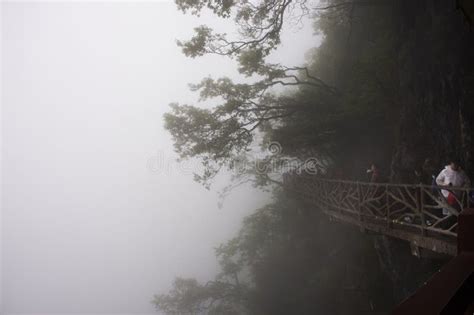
1;2;316;314
4;0;474;314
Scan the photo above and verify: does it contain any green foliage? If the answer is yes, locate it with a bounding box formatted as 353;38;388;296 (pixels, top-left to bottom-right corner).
177;26;226;58
175;0;305;66
153;198;289;315
164;71;334;186
154;192;398;314
153;278;206;314
166;0;404;186
176;0;235;18
153;277;246;315
164;101;251;161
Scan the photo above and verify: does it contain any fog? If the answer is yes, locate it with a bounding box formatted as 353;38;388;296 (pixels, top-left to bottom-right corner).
1;2;317;314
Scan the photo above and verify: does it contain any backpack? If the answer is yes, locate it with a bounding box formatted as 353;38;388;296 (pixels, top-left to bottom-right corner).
447;192;457;206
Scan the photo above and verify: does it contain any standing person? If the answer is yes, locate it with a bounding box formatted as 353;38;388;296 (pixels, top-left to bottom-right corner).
367;163;380;183
415;158;437;185
435;158;471;215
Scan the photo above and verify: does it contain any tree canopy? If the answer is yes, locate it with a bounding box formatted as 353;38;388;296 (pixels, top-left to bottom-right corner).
165;0;400;186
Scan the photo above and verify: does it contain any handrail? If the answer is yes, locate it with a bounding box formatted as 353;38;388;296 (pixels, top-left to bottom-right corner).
392;209;474;314
295;176;472;191
284;176;472;255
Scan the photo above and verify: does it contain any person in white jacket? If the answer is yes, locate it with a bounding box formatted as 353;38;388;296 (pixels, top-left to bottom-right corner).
436;159;471;215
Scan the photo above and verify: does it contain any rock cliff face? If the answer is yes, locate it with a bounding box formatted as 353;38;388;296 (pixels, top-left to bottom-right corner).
390;0;474;181
353;3;473;303
321;2;474;309
291;2;473;312
277;2;472;312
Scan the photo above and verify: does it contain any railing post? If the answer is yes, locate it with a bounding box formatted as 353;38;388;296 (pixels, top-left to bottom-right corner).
419;184;426;236
338;182;343;214
466;187;470;210
386;184;391;228
357;182;362;223
458;208;474;254
461;189;471;212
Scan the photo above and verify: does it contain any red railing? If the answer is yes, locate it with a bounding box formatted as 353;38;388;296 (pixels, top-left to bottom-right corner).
392;208;474;314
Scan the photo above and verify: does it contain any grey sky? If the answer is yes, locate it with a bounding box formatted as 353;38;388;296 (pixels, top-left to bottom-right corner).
1;2;318;314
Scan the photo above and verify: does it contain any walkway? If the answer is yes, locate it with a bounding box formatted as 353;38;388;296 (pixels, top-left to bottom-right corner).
285;176;472;256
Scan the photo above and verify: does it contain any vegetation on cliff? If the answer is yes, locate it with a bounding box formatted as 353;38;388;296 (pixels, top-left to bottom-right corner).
156;0;473;313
